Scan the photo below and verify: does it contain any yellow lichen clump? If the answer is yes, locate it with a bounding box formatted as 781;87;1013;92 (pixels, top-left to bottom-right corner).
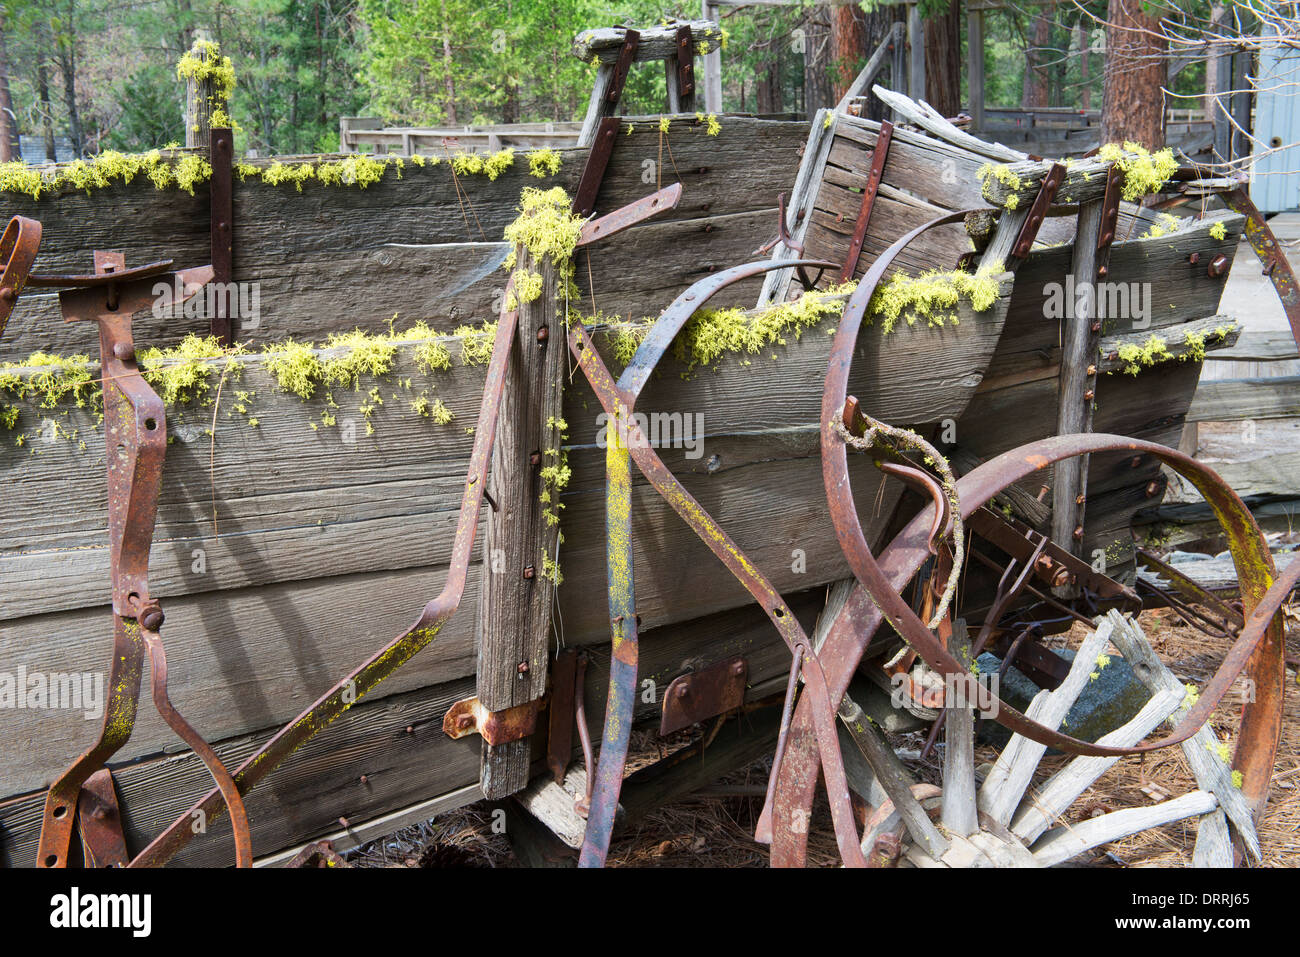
1096;141;1179;202
527;149;562;178
502;186;586;300
451;148;515;181
176;40;237;129
0;149;214;200
866;262;1004;334
1209;220;1227;241
1115;334;1172;375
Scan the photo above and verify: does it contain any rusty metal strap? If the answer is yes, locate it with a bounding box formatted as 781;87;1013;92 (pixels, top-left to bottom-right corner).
838;120;893;283
1011;162;1065;260
0;215;42;340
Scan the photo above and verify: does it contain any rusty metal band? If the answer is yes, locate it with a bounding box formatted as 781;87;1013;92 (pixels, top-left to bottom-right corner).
1219;187;1300;352
1011;162;1066;260
128;304;521;867
573;257;842;867
126;190;682;867
570;279;867;865
0;215;42;339
35;265;254;867
838;120;893;283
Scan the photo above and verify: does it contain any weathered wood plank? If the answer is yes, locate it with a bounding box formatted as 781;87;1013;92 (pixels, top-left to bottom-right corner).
1188;376;1300;422
1031;790;1217;866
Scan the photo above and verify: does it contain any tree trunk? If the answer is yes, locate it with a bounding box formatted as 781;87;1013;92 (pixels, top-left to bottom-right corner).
1022;2;1052;107
1102;0;1167;147
831;3;868;102
56;46;84;158
803;4;834;118
37;63;57;161
1077;21;1091;112
0;14;19;162
923;0;961;117
439;0;458;125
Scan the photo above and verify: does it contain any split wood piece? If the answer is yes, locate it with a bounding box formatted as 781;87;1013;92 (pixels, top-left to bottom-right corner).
905;828;1038;869
870;85;1025;164
476;244;565;799
572;21;720;64
499;799;577;867
977;621;1114;827
756;108;836;307
1193;808;1234;867
515;766;604;850
1098;316;1241;374
1031;790;1217;867
979;206;1032;272
1010;685;1183;845
183;38;217;151
940;621;978;838
838;693;949;859
1102;608;1261;861
1051;198;1106;560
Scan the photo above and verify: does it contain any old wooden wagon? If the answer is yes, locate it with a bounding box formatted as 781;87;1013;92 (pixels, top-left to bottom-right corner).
0;23;1294;869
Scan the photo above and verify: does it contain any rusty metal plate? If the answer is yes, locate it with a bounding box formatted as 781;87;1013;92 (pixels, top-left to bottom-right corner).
660;657;748;736
76;769;129;868
1011;162;1065;259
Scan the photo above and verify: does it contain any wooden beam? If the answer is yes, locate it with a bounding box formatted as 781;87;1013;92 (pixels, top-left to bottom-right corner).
1188;376;1300;422
477;245;564;798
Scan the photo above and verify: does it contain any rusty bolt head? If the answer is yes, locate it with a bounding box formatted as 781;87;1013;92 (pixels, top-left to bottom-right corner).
1097;265;1109;279
517;661;530;675
1072;525;1084;540
1208;254;1229;278
1145;480;1162;497
406;725;415;735
1090;321;1101;334
139;605;164;631
537;326;549;343
1083;389;1095;401
1188;251;1201;265
0;286;14;303
1086;364;1097;377
359;774;369;785
456;714;475;732
113;342;135;361
676;684;690;699
523;565;535;580
1075;493;1086;505
529;451;541;466
338;817;350;828
1130;456;1143;468
731;661;745;677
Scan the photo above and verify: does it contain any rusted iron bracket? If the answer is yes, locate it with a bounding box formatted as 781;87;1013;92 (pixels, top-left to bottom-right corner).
443;696;544;746
839;120;893;283
674;24;695;99
75;770;129;868
1095;164;1125;278
0;215;42;339
546;648;580;783
35;253;253;869
573;117;621;219
607;29;640;109
127;188;682;868
659;657;747;736
1219;186;1300;352
1011;162;1065;260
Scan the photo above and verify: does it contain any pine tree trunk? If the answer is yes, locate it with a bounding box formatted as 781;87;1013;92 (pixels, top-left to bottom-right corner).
0;15;19;162
439;0;458;125
1102;0;1167;147
831;3;867;102
923;0;962;118
37;63;56;161
1022;3;1052;107
57;45;84;158
803;4;834;118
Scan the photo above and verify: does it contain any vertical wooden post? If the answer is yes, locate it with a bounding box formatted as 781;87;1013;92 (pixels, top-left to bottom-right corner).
209;127;234;345
1051;199;1105;560
476;246;565;798
907;2;925;102
184;40;215;151
940;621;977;838
702;1;723;113
665;59;683;114
967;8;985;131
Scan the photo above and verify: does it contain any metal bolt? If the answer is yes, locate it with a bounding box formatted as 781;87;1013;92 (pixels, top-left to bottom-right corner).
406;725;415;735
523;565;535;580
1083;389;1095;401
1072;526;1084;540
1075;494;1086;505
1145;480;1161;497
731;661;745;677
1208;254;1229;278
1130;456;1143;468
1097;265;1109;279
530;451;541;466
517;661;530;675
113;342;135;361
0;286;13;302
1090;321;1101;334
456;714;474;731
537;326;549;343
338;817;350;829
140;606;164;631
1086;364;1097;376
676;684;690;698
359;774;369;785
1188;251;1200;265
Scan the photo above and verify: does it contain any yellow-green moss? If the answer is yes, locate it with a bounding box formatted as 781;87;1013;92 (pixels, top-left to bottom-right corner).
867;262;1004;334
451;148;515;180
138;334;236;405
527;149;562;178
502;186;586;299
695;112;721;136
658;116;672;134
1115;334;1172;375
411;394;454;424
512;269;545;304
977;162;1023;194
0;352;99;411
176;40;237;131
1096;141;1179;201
0;148;213;199
1209;220;1227;241
453;320;499;365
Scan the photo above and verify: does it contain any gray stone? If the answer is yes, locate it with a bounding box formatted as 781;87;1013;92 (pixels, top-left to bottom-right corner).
975;649;1152;751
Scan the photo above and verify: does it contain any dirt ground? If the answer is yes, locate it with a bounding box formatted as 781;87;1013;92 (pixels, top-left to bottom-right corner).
347;606;1299;868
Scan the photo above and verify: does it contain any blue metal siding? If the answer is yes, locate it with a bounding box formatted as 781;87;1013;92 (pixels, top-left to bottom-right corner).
1253;46;1300;214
